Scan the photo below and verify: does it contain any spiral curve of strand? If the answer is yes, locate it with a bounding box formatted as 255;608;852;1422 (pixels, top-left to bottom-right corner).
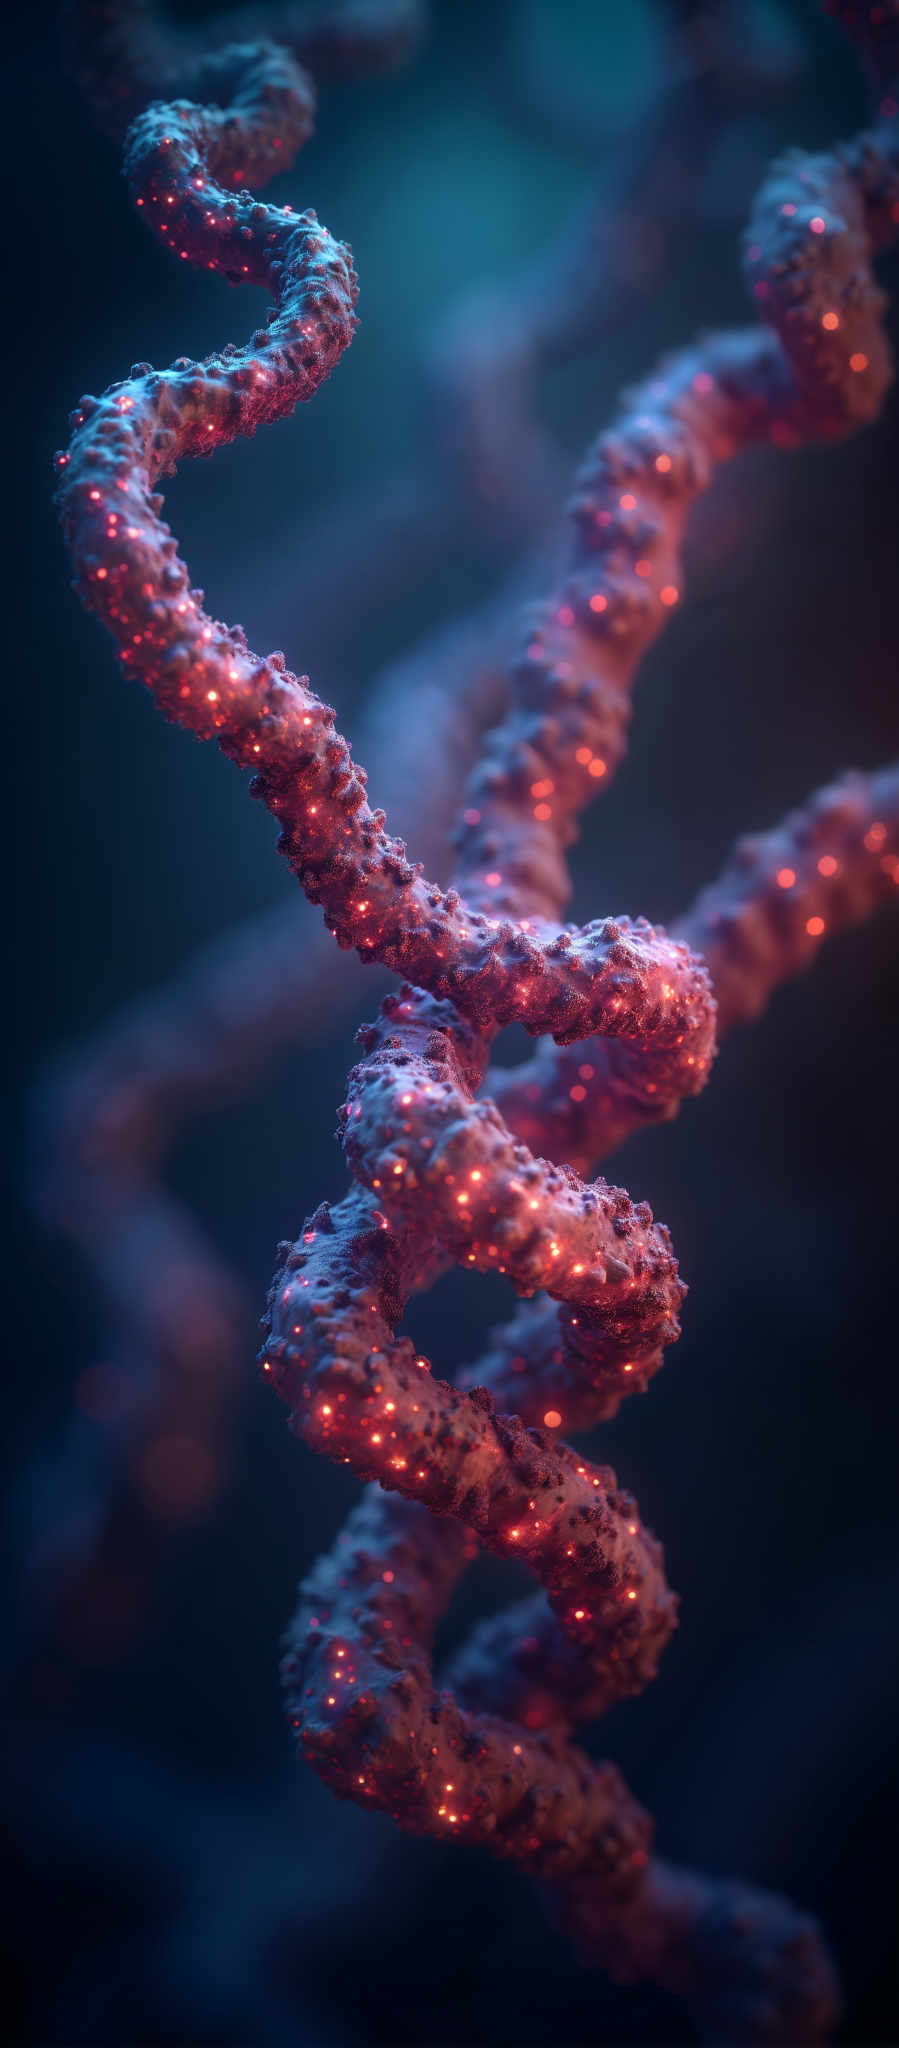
56;10;899;2040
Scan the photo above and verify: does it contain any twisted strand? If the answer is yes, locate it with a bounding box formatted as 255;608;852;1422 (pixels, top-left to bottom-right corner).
56;8;899;2039
43;0;794;1599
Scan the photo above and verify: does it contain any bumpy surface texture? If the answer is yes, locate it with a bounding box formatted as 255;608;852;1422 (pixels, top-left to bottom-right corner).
56;7;899;2040
29;0;829;1657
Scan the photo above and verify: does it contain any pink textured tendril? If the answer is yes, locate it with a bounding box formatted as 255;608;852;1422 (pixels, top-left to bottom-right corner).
56;9;899;2041
33;4;833;1608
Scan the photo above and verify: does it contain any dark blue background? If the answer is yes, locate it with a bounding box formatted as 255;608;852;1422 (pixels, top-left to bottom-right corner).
7;2;899;2041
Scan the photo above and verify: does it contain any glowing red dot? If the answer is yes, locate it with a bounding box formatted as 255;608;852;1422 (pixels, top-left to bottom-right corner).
810;216;826;234
484;871;501;888
849;352;868;373
821;310;839;331
569;1084;586;1103
543;1410;562;1429
659;585;679;607
806;915;825;937
817;855;838;877
776;868;796;889
589;592;607;614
